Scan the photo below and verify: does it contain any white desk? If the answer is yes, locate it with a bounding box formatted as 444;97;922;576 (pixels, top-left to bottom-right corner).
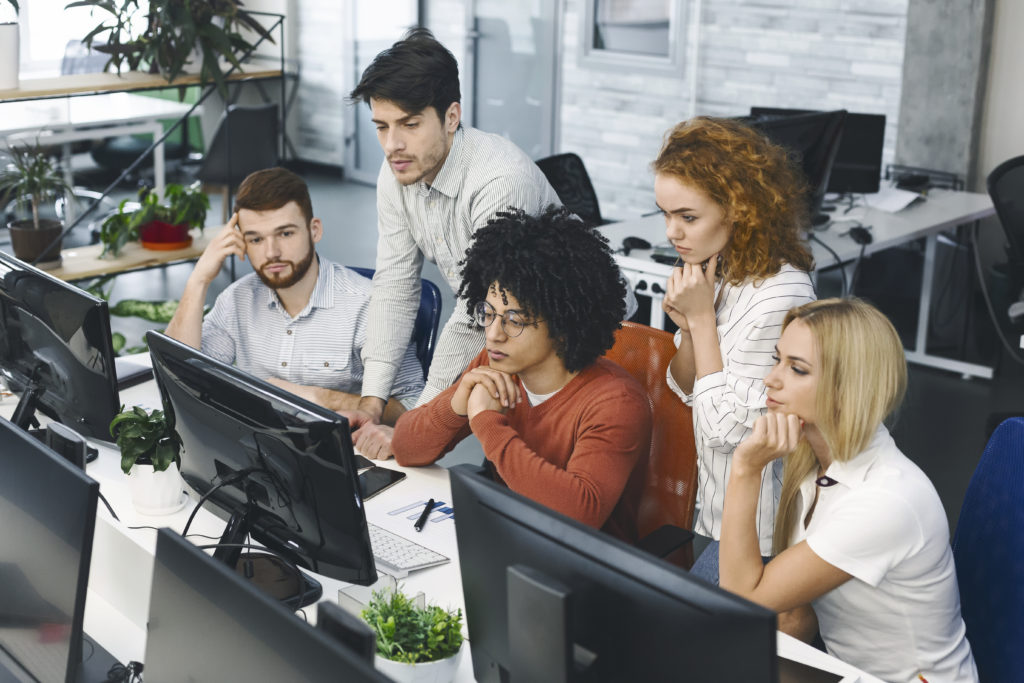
0;376;878;682
603;189;997;379
0;92;197;196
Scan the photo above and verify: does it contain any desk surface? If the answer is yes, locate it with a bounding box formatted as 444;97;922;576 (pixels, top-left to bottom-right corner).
603;189;995;278
0;69;283;103
0;374;878;682
45;229;211;282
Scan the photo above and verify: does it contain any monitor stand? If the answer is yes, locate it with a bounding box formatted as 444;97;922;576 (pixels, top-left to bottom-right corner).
213;504;323;609
505;565;597;683
10;376;43;432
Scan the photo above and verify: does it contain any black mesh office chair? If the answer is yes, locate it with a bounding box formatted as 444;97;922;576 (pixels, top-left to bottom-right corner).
535;152;608;226
196;103;280;223
985;154;1024;338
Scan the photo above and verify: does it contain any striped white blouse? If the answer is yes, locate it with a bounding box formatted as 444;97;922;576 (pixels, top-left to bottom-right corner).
666;263;816;554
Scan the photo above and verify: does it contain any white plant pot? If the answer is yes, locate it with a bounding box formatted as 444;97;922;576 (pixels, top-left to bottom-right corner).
129;462;187;516
374;644;463;683
0;22;18;91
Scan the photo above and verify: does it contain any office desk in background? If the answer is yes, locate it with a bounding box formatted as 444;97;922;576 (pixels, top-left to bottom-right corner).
0;92;198;196
603;189;997;379
0;370;880;682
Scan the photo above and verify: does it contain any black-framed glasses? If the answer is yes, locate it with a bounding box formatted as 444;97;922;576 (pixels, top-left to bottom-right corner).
473;301;542;338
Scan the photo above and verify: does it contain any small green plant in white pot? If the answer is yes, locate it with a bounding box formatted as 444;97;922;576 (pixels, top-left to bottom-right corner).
362;586;464;683
109;405;187;515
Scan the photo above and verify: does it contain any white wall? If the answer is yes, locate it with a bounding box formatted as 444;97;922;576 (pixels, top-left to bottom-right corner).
975;0;1024;189
560;0;909;219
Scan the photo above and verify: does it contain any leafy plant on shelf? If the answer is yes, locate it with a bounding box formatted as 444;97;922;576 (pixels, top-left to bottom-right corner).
0;142;72;230
109;405;181;474
99;181;209;257
67;0;275;98
362;587;463;664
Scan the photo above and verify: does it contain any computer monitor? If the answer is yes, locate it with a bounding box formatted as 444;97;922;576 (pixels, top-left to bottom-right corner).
145;330;377;607
0;250;120;441
750;106;886;194
144;528;390;682
746;109;847;226
0;416;118;683
450;464;778;683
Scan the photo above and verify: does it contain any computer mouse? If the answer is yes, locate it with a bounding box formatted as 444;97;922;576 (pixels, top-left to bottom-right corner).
849;226;873;245
622;236;652;254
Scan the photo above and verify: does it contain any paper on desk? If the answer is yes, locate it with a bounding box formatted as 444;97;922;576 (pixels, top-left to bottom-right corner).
864;186;923;213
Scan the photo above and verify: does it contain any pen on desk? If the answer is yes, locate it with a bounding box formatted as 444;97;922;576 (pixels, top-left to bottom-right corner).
413;498;434;532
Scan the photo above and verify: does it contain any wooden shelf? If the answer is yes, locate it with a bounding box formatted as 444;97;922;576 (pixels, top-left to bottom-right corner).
47;230;212;282
0;69;283;102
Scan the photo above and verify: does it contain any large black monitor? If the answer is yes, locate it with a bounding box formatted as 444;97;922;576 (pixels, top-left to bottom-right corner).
0;250;120;440
145;528;390;682
450;464;778;682
146;330;377;607
746;109;847;226
751;106;886;194
0;416;118;682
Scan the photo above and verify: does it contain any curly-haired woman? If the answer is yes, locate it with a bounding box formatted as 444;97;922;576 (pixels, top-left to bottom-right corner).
391;205;652;542
654;116;817;581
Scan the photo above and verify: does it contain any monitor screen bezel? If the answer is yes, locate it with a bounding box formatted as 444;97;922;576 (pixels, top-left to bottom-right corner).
0;250;120;440
145;330;377;586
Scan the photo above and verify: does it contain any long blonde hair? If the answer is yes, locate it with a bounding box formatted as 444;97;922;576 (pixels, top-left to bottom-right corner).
772;298;907;555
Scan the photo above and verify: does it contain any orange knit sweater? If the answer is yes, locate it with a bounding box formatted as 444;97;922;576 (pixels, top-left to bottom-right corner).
392;351;652;541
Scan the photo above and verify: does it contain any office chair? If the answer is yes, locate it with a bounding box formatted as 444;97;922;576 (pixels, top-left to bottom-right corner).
951;417;1024;682
603;321;698;566
986;155;1024;330
196;103;280;224
348;267;443;381
535;152;609;226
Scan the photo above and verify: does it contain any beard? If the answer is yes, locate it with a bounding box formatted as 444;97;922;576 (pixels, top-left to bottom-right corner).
256;242;316;290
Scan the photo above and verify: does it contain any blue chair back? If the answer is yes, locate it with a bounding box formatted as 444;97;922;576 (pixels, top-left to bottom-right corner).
952;417;1024;682
349;267;443;380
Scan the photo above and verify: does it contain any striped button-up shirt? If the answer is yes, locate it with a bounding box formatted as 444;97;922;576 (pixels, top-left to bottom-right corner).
362;125;561;405
201;257;424;407
666;263;816;554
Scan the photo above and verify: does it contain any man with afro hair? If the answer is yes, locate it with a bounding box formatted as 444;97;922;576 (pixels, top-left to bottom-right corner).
391;206;652;541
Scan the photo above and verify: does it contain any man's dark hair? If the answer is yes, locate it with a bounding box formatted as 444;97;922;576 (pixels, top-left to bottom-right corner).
457;206;626;373
234;167;314;225
348;27;461;123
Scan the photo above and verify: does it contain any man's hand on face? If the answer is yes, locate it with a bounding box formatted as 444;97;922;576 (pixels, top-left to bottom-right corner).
192;213;245;286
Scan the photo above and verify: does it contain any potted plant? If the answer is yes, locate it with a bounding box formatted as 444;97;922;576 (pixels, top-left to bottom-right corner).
109;404;187;515
362;587;464;683
0;142;72;267
0;1;18;90
99;181;209;256
68;0;275;98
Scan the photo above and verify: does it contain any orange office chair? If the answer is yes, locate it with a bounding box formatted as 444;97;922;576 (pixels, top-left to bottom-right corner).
603;321;698;565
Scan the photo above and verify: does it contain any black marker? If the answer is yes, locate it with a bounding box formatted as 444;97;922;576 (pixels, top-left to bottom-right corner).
413;498;434;532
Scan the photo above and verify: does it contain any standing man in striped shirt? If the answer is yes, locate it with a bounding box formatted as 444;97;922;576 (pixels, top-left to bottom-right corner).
164;167;424;422
347;28;561;458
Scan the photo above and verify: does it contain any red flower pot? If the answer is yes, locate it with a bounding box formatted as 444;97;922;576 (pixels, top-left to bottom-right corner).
139;221;192;250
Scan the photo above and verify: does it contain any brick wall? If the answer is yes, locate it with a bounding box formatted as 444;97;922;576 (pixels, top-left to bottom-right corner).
560;0;909;219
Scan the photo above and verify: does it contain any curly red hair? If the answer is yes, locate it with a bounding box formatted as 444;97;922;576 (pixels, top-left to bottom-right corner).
653;116;814;285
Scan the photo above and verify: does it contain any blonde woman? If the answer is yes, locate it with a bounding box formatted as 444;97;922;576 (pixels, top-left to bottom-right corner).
720;298;977;682
655;116;816;580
